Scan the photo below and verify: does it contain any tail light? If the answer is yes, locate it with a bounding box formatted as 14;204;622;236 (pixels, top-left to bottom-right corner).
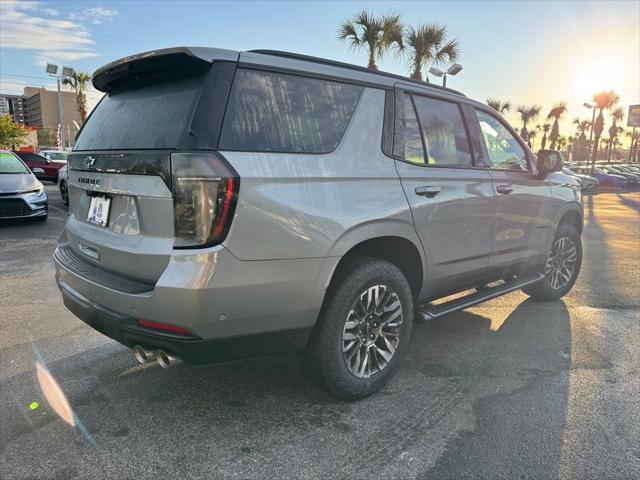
171;152;239;248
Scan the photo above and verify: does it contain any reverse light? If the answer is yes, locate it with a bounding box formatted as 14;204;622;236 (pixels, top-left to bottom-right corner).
171;152;239;248
137;319;191;335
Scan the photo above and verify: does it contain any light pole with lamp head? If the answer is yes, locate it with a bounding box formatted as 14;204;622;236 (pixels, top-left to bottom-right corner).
583;102;596;161
46;63;75;150
429;63;463;88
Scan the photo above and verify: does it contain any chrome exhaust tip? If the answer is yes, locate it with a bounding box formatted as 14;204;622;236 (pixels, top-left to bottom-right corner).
156;350;179;369
132;345;156;364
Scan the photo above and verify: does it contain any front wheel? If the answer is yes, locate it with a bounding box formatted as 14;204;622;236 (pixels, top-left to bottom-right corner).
302;258;413;400
522;223;582;301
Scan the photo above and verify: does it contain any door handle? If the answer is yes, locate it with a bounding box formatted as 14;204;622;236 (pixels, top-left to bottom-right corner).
496;184;513;195
415;185;441;197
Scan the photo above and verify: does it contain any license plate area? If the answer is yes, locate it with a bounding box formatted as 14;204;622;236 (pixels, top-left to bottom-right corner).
86;194;111;227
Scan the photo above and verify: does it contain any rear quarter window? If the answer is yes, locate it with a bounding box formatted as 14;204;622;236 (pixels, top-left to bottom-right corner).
219;69;362;153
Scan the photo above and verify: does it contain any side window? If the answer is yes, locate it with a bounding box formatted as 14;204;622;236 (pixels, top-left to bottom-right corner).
412;95;473;167
475;110;528;171
403;94;425;164
219;69;363;153
21;153;43;164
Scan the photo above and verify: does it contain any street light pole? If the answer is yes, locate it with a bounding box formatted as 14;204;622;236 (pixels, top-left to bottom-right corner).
55;77;66;149
584;102;596;161
429;63;463;89
46;63;74;150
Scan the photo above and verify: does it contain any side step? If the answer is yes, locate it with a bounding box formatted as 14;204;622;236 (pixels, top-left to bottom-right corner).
417;273;544;321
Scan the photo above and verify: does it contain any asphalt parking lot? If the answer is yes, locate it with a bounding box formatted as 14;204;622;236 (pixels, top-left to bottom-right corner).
1;185;639;480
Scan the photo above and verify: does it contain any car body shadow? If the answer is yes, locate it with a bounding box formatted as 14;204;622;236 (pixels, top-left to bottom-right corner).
1;297;571;479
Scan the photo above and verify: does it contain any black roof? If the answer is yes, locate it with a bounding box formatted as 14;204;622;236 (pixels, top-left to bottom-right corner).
249;49;465;97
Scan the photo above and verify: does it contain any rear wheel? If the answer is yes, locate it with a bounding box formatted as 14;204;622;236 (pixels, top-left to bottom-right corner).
302;258;413;400
522;223;582;301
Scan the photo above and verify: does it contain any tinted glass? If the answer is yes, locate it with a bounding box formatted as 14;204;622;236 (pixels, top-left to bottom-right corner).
48;152;68;161
404;95;424;164
412;95;472;166
476;110;528;171
0;152;30;173
219;69;362;153
16;152;45;163
75;73;205;150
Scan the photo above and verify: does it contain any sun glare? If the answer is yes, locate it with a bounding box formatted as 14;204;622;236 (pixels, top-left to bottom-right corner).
575;57;626;100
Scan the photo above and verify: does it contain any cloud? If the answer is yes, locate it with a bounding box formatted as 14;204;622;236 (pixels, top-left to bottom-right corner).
43;8;59;16
0;1;103;65
70;7;118;26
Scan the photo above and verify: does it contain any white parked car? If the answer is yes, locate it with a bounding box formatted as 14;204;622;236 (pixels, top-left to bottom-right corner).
39;150;69;163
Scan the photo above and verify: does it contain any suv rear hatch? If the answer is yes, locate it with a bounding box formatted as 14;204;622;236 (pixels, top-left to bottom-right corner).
66;48;239;283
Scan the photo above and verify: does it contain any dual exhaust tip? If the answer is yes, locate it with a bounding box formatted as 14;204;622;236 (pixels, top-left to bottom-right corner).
132;345;179;369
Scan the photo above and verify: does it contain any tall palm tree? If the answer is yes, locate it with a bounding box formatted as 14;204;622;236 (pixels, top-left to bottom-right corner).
591;90;620;172
547;101;567;150
573;117;590;140
516;104;541;147
404;24;459;81
486;98;512;114
540;123;551;149
606;107;624;160
62;71;92;122
338;10;404;70
528;127;539;150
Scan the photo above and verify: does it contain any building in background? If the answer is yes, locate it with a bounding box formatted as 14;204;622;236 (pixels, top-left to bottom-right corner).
22;87;81;147
0;94;26;124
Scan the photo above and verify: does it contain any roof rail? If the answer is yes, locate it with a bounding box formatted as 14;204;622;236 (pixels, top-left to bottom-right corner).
247;49;466;97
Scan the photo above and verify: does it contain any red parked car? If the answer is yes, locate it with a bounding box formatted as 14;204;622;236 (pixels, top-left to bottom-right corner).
12;151;64;183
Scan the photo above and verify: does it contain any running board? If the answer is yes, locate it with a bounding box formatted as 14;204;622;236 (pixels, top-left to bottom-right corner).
417;273;544;321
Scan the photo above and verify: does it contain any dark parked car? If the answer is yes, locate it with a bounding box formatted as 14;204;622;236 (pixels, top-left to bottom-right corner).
0;150;48;221
572;166;627;188
13;151;64;183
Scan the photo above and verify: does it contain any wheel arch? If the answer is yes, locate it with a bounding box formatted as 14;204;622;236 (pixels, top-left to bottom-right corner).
557;207;583;235
325;231;425;300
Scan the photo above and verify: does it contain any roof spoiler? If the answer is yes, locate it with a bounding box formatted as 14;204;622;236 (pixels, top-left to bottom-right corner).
92;47;238;93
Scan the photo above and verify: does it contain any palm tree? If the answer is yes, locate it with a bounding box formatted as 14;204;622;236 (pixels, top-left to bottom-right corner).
573;117;590;140
338;10;404;70
516;104;541;147
486;98;512;114
546;101;567;150
528;127;539;149
62;71;92;122
404;24;459;81
606;107;624;160
590;90;619;172
540;123;551;149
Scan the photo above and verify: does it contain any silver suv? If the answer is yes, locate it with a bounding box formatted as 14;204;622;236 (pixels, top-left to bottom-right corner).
54;47;583;399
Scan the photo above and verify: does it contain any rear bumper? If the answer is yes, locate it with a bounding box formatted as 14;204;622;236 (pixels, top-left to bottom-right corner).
54;228;338;358
57;276;311;365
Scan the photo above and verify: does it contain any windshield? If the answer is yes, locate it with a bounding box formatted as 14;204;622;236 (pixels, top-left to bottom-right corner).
74;72;206;151
47;152;68;161
0;152;30;174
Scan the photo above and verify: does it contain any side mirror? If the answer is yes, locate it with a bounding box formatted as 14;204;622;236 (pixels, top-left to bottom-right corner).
32;167;45;175
536;149;564;179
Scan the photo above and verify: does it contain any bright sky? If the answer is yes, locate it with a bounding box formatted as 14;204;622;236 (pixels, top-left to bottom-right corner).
1;0;639;135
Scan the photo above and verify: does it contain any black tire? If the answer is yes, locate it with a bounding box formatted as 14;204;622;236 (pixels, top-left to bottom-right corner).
60;180;69;205
302;258;413;400
35;214;47;222
522;223;582;301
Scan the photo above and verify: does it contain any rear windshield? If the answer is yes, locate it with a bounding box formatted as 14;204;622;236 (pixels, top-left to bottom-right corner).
0;152;30;174
74;73;205;151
